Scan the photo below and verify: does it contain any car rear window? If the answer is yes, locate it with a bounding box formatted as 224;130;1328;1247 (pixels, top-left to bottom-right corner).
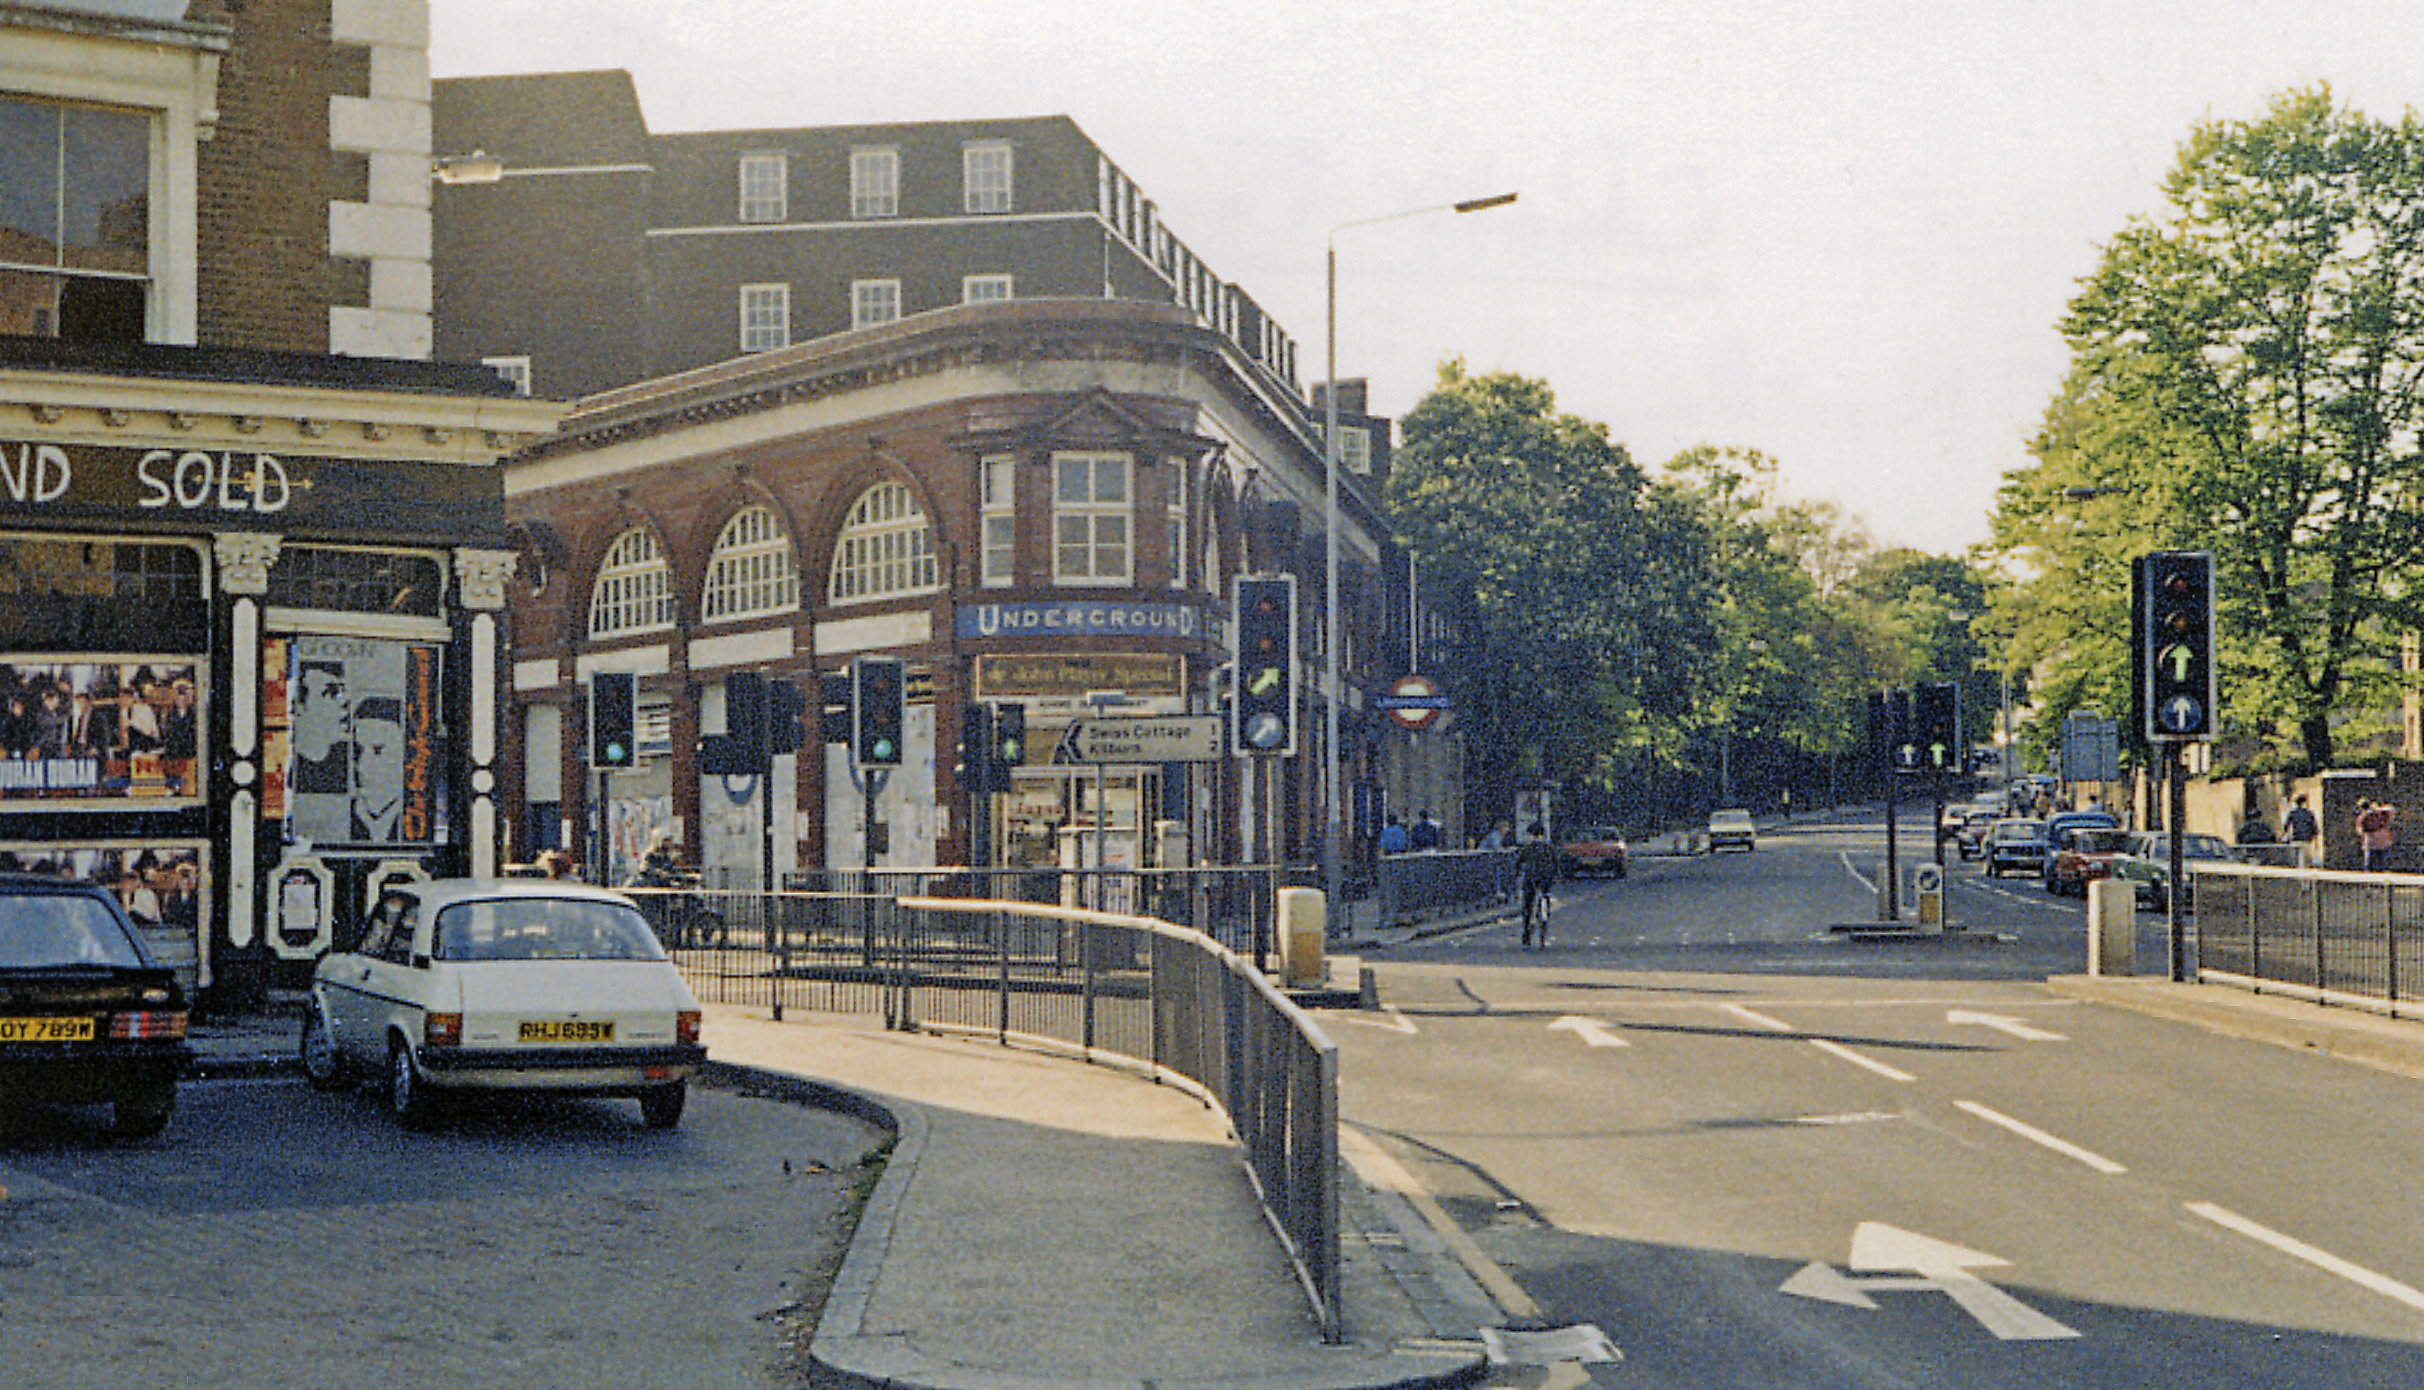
434;899;671;963
0;894;147;969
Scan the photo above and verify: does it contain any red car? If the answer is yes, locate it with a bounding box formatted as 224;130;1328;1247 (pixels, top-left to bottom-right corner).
2047;826;2133;896
1558;826;1630;878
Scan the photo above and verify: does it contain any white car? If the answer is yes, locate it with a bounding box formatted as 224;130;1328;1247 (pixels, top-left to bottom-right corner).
301;879;706;1129
1707;808;1757;852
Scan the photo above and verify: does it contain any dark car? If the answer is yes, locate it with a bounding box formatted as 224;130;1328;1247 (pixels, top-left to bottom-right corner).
0;874;190;1140
1983;818;2047;877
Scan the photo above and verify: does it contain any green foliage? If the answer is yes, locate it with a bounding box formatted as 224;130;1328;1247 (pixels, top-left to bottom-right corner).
1993;85;2424;769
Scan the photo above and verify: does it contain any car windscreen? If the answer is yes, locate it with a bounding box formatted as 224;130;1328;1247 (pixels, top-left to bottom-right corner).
0;893;148;969
2072;829;2133;853
433;898;672;963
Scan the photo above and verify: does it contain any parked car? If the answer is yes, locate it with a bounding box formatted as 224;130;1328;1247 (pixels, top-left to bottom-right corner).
302;879;706;1129
0;873;190;1141
2108;832;2239;911
2047;825;2134;896
1558;826;1630;878
1707;808;1757;852
1955;807;2001;860
1982;818;2048;878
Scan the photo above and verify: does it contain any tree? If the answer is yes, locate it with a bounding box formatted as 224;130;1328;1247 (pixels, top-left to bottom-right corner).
1996;86;2424;768
1390;362;1721;817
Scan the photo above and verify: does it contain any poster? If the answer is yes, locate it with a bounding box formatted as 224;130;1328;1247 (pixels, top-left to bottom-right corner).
0;841;207;984
0;658;202;807
265;635;442;847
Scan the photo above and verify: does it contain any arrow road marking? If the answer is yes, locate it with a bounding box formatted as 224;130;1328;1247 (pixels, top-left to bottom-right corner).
1548;1015;1630;1048
1782;1222;2081;1341
1946;1009;2068;1042
1337;1005;1418;1035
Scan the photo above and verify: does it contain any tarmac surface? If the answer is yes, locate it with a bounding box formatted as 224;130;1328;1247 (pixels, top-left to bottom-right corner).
180;939;2424;1390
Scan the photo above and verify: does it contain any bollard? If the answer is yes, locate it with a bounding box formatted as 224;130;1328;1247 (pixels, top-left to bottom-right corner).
1912;862;1945;934
2086;879;2134;975
1277;886;1325;988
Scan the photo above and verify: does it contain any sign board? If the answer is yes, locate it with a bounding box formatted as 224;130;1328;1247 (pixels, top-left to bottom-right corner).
2060;713;2119;783
1062;715;1223;764
1379;674;1449;731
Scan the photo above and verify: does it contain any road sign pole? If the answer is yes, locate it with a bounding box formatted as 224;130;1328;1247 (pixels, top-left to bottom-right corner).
2168;742;2188;982
1885;764;1900;922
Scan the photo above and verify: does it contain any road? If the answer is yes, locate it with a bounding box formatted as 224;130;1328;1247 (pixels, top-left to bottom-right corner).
1336;806;2424;1388
0;1074;882;1388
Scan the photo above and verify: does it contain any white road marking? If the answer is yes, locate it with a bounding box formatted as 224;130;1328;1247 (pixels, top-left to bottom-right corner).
1726;1003;1914;1080
1839;852;1875;891
1783;1222;2082;1341
1947;1009;2068;1042
2188;1202;2424;1313
1336;1005;1419;1035
1954;1100;2127;1174
1547;1015;1630;1048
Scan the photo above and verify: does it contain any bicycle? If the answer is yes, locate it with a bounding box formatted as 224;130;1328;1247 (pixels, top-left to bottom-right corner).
1520;883;1554;949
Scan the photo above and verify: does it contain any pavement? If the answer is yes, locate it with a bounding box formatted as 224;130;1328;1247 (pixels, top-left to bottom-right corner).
178;950;2424;1390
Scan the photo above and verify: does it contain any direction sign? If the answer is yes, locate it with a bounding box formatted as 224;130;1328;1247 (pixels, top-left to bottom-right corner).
1780;1222;2080;1341
1065;715;1223;764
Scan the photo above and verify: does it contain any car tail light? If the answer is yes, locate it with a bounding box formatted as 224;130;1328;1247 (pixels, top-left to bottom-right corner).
108;1011;188;1041
676;1010;701;1046
424;1012;463;1048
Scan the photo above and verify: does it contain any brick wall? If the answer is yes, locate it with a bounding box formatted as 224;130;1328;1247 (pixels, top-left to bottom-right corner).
194;0;337;352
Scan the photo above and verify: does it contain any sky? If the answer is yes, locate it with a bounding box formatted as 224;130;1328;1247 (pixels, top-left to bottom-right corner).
427;0;2424;556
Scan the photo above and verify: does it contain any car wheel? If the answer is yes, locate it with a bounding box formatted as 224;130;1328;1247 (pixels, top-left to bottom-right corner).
387;1040;439;1130
114;1081;174;1141
639;1081;687;1129
299;1002;350;1092
1613;862;1628;880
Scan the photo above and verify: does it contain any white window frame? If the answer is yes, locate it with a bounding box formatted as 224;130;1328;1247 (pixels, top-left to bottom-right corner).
852;279;901;330
1166;463;1188;590
1052;451;1132;586
962;273;1013;305
980;454;1017;589
482;355;532;397
828;481;940;605
740;282;790;353
964;142;1013;214
701;505;800;623
589;527;675;639
1336;424;1372;476
738;151;788;223
851;147;899;218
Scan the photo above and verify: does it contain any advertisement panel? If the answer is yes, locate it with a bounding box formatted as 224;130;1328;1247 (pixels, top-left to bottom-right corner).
263;635;443;847
0;658;202;808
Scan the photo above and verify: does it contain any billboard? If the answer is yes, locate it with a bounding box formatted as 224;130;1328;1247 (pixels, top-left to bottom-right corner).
263;635;443;847
0;657;202;808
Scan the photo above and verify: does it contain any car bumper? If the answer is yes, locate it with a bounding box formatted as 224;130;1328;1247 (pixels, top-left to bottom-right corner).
0;1042;190;1101
1708;835;1753;849
416;1042;706;1094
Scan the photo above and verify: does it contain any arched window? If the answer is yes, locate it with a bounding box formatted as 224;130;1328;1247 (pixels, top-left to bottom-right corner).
828;481;938;604
589;527;674;638
701;506;799;622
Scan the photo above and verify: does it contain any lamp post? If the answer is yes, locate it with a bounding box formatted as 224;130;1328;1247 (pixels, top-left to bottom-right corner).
1323;191;1516;933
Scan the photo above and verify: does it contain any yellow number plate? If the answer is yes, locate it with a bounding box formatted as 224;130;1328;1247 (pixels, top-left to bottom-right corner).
0;1016;96;1043
519;1019;613;1044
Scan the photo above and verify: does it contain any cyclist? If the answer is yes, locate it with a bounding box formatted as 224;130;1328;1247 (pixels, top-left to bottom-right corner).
1516;823;1560;948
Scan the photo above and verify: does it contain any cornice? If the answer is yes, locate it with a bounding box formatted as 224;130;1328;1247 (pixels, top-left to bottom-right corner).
0;368;562;464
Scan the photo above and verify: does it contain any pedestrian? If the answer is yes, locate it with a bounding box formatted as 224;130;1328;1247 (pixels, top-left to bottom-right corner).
1479;818;1511;851
2235;808;2275;847
2357;799;2398;872
1411;810;1441;851
2283;793;2319;862
1378;814;1410;856
1516;824;1560;949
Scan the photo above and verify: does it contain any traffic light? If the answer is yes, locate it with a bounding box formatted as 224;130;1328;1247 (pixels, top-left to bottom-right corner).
993;702;1026;784
589;671;637;770
2140;550;2215;740
959;702;995;791
1232;575;1296;755
698;670;769;776
852;656;903;767
768;676;806;755
1915;681;1960;772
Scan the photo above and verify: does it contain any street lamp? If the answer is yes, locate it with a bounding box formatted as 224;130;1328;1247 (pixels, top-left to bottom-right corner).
1323;191;1517;932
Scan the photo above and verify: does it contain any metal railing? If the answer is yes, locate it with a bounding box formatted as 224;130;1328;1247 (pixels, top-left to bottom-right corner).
2191;863;2424;1017
1372;847;1513;927
777;865;1285;961
621;882;1342;1342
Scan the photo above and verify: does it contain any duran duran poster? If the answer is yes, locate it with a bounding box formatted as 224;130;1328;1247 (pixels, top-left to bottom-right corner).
263;635;442;847
0;658;202;808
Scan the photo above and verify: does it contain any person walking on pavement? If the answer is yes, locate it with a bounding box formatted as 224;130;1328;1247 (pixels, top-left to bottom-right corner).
1377;814;1410;856
1516;824;1560;949
2283;794;2319;859
2357;799;2398;871
1411;810;1441;851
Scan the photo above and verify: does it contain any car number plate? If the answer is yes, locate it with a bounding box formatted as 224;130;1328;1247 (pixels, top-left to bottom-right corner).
519;1019;613;1044
0;1016;96;1043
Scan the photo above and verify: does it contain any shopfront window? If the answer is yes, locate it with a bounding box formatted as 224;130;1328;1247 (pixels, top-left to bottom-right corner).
0;94;151;342
267;547;442;617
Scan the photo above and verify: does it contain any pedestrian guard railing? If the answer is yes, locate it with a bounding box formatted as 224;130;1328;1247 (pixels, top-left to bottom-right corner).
621;877;1342;1343
2191;862;2424;1018
1372;847;1512;927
